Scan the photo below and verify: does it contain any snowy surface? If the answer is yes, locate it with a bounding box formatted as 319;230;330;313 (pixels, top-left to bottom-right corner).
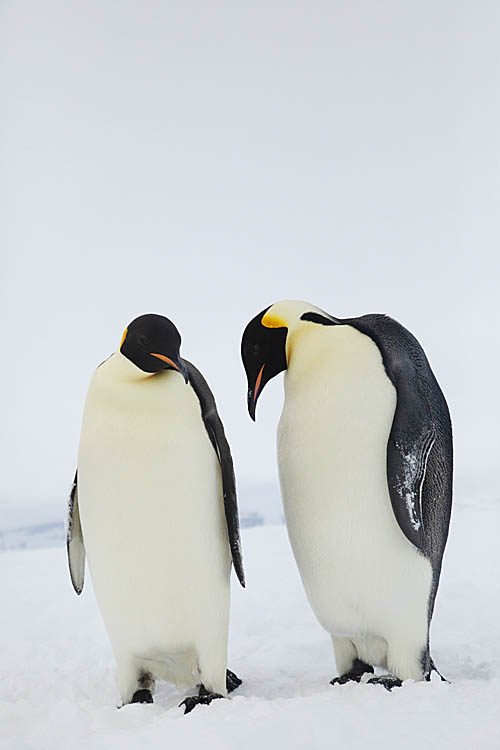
2;498;500;749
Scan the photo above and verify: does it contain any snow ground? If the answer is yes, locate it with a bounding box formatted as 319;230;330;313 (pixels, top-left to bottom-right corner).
2;498;500;749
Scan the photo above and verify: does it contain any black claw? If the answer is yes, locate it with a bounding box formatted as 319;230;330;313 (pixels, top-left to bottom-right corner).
226;669;242;693
180;696;200;714
130;688;153;704
330;659;374;685
330;673;363;686
180;688;224;714
367;676;403;691
180;672;240;713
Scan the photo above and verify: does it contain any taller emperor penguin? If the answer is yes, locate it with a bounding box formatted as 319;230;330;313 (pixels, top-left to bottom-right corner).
67;314;245;713
241;300;452;689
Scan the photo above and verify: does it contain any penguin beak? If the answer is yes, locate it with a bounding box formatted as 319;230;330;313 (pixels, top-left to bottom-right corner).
247;389;256;421
247;364;265;421
150;353;189;383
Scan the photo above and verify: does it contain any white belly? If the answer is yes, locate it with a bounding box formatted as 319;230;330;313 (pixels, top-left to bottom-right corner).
277;325;432;644
77;354;230;688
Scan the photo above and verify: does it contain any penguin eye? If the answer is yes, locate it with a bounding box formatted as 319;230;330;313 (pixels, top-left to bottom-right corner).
137;334;151;349
243;341;260;359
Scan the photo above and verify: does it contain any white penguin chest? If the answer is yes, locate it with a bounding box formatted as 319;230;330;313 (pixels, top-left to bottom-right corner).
78;357;221;539
277;325;430;635
278;324;397;503
76;354;229;652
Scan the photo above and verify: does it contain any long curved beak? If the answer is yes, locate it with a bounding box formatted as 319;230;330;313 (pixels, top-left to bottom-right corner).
247;364;265;421
150;353;189;383
247;388;256;421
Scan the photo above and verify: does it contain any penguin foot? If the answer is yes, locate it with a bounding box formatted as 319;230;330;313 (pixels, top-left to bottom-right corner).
367;676;403;691
330;659;374;685
180;685;224;714
130;688;154;704
226;669;242;693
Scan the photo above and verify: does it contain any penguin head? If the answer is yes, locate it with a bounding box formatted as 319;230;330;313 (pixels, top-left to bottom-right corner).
242;300;326;420
119;314;189;381
241;305;287;420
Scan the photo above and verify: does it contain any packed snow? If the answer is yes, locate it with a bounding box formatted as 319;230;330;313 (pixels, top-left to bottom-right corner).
2;495;500;749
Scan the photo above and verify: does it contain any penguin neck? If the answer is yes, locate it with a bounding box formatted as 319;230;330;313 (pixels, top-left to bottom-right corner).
285;323;375;387
285;321;331;377
106;351;167;383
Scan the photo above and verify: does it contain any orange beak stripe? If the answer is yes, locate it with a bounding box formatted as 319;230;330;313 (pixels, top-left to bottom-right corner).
150;353;180;370
254;364;265;403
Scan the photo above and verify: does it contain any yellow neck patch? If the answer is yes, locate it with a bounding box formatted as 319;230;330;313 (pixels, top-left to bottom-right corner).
262;312;287;329
120;328;128;348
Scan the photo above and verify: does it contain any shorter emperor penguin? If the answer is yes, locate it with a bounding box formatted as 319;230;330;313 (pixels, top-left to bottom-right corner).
67;314;245;712
241;301;452;689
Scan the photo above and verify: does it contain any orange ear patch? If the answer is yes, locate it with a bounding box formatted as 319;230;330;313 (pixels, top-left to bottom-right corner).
262;312;287;329
150;353;180;370
120;328;128;348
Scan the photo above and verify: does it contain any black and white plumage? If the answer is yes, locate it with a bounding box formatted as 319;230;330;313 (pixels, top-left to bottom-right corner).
242;300;452;686
67;314;244;711
302;309;453;620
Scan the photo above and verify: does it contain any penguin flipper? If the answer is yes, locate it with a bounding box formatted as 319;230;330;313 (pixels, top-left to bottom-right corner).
301;311;453;558
184;360;245;587
346;314;453;558
66;470;86;594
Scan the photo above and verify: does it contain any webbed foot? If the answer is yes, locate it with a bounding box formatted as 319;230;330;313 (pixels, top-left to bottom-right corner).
330;658;374;685
180;685;223;714
130;688;153;704
367;675;403;691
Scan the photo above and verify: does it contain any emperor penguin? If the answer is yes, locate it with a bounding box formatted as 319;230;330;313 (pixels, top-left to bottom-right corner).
67;314;245;712
241;300;452;689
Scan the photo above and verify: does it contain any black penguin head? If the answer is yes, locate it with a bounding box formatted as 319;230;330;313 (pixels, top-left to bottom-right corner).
241;305;288;421
120;313;189;380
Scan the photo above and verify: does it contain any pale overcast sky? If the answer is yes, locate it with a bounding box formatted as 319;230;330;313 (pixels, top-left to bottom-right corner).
2;0;499;526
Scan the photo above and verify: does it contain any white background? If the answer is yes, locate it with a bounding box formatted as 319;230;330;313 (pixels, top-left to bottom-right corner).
2;0;499;526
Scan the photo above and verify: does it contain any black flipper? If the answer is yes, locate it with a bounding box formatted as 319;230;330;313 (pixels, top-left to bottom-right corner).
184;360;245;588
345;315;453;571
66;470;86;595
301;311;453;615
